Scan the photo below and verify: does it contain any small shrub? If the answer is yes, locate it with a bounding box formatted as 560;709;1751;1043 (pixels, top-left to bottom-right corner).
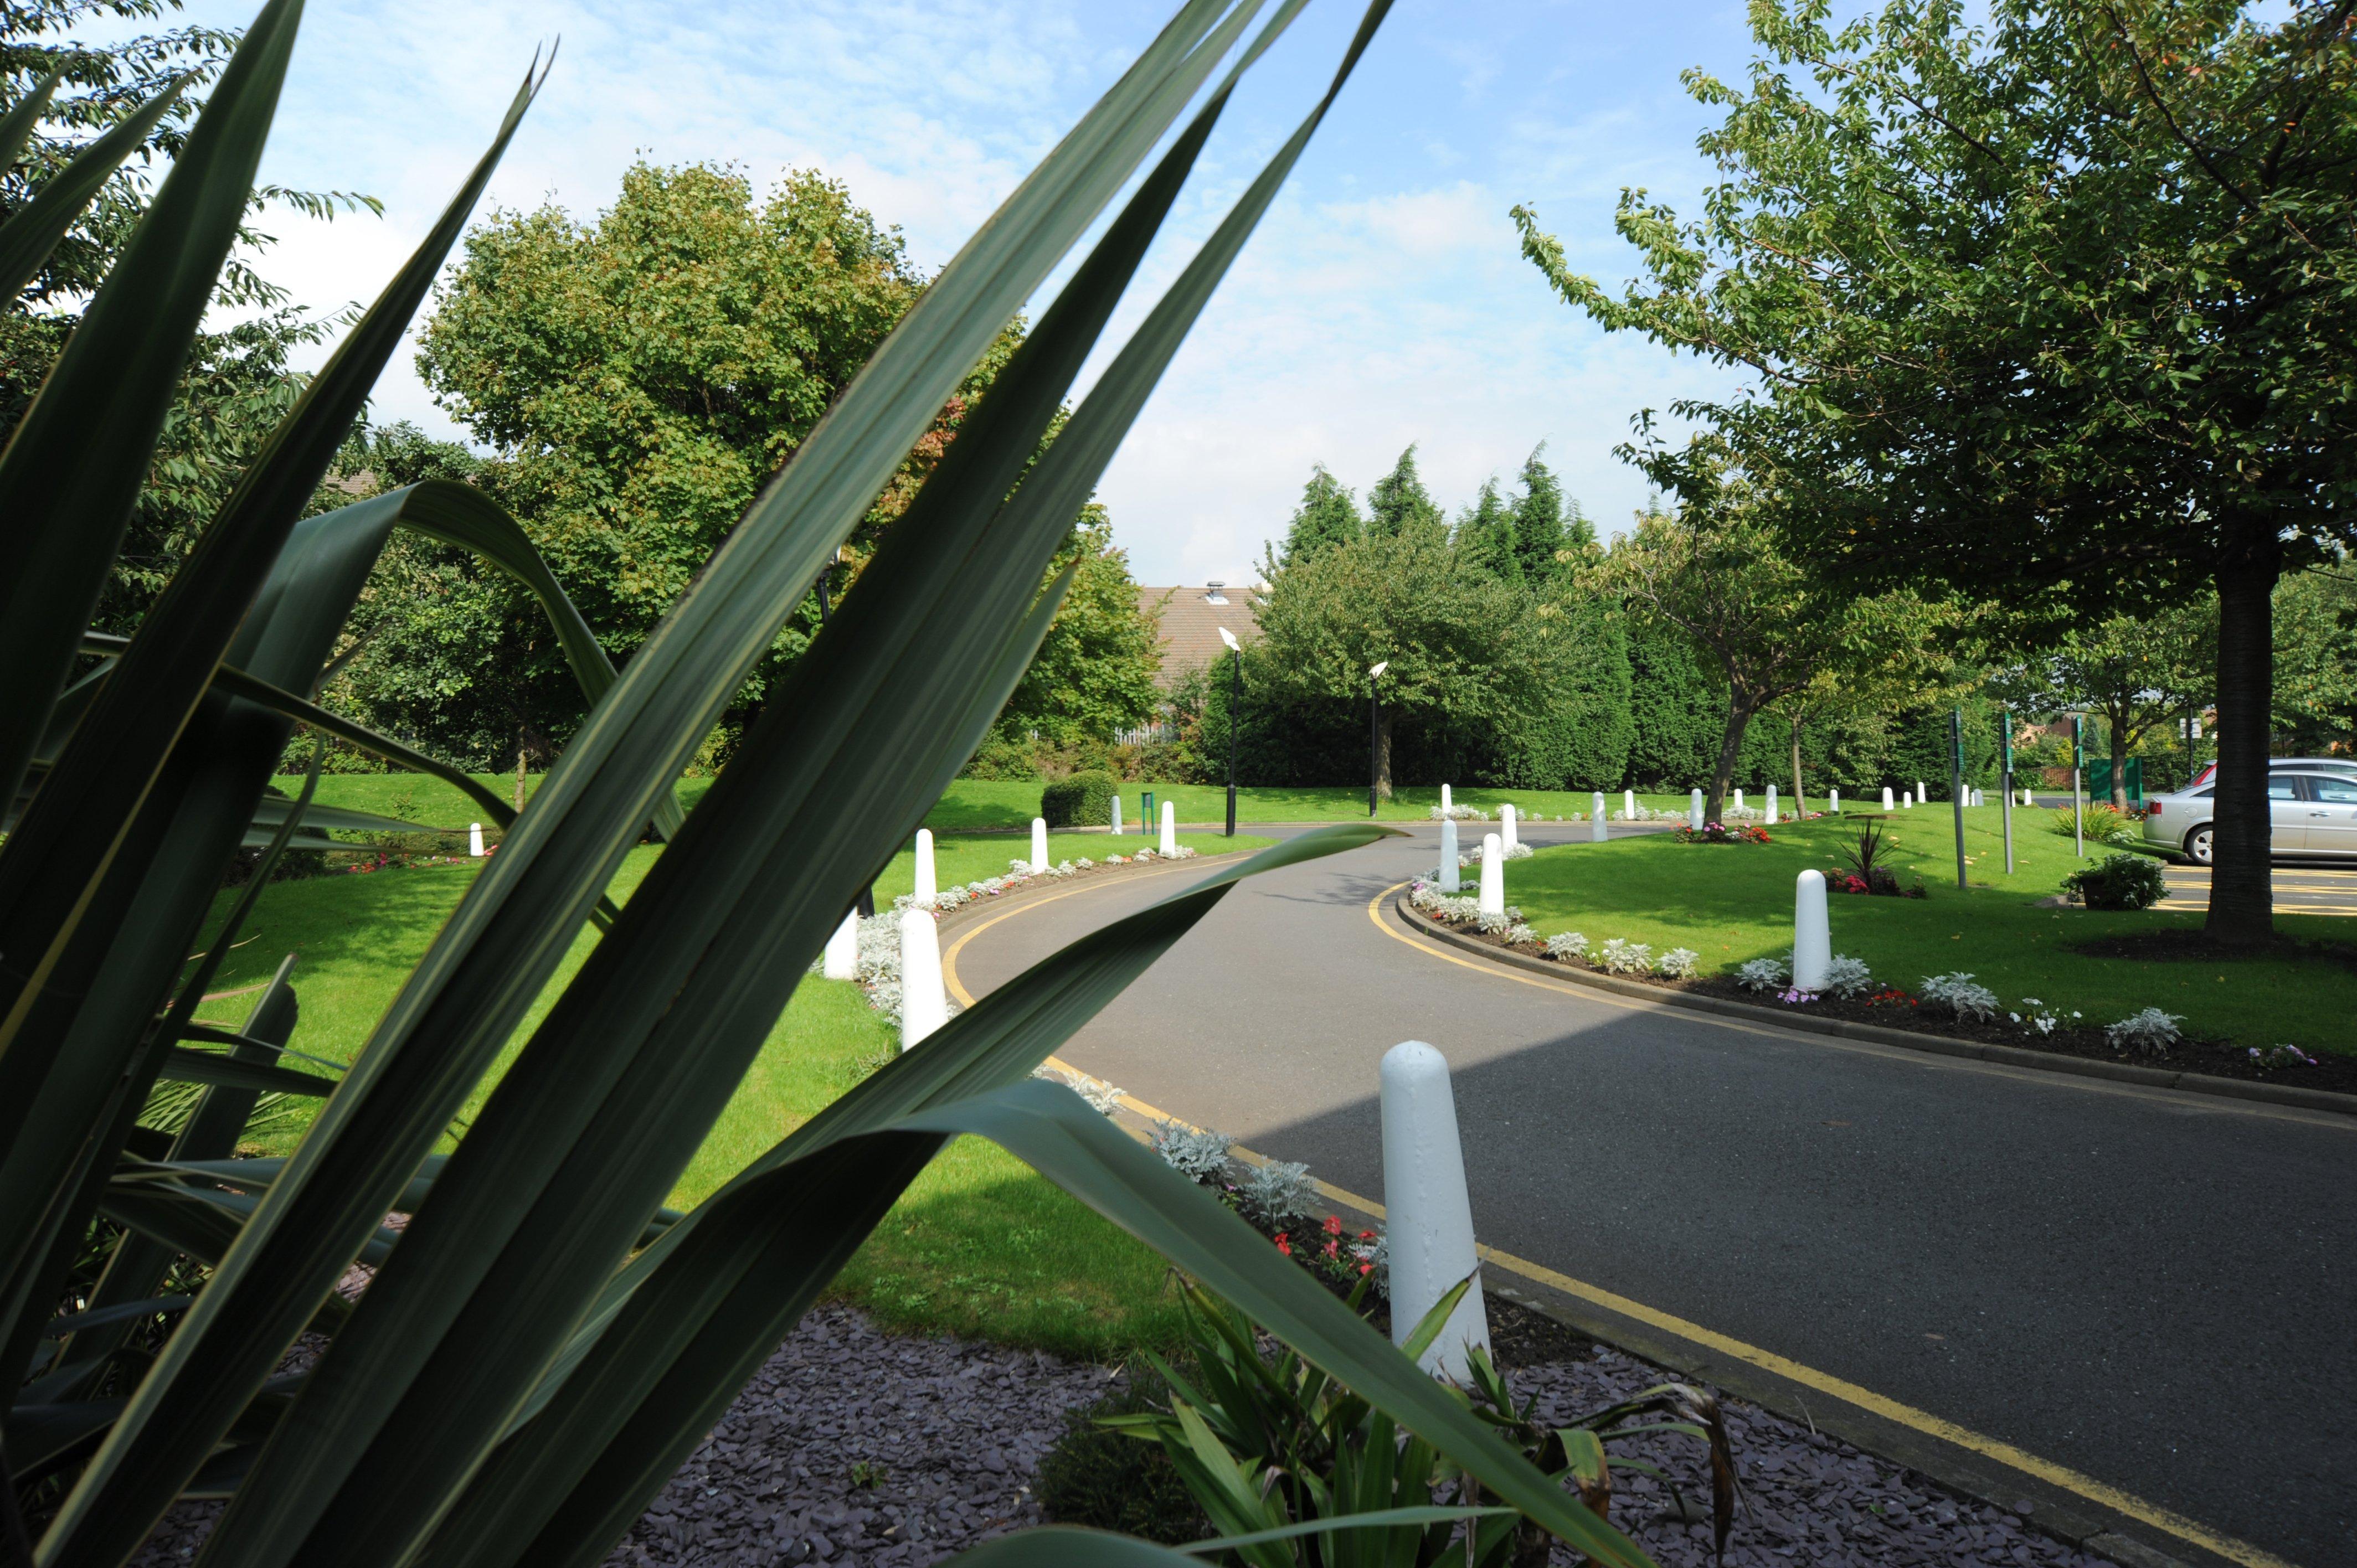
1037;1368;1208;1545
1656;946;1699;978
1149;1121;1233;1183
960;731;1039;780
1822;953;1875;998
1238;1160;1316;1227
1505;921;1537;945
2105;1007;2184;1056
1737;956;1790;992
1475;908;1514;936
2250;1043;2318;1069
1544;930;1588;961
2062;852;2169;911
2046;802;2132;842
1830;820;1903;896
1919;972;1999;1022
1041;769;1118;828
1597;938;1653;974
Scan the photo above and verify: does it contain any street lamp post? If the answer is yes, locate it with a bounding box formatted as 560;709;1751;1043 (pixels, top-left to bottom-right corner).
1218;626;1241;837
1367;661;1390;817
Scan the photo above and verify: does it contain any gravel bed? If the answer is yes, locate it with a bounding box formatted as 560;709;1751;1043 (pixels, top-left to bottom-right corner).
128;1297;2121;1568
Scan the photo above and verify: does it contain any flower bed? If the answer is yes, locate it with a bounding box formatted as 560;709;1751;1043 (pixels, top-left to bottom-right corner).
1675;822;1771;845
1403;884;2357;1095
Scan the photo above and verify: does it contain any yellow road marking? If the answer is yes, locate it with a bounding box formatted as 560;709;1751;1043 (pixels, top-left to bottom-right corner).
940;858;1209;1007
948;866;2305;1568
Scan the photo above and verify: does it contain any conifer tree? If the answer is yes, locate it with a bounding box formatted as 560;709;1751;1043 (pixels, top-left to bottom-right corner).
1453;477;1520;583
1366;444;1444;537
1278;463;1363;564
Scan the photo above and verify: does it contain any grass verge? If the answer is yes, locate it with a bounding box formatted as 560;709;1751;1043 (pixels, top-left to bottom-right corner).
189;852;1194;1358
1502;806;2357;1053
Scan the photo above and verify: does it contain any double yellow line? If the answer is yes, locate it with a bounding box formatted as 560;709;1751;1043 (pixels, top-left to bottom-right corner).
940;862;2299;1568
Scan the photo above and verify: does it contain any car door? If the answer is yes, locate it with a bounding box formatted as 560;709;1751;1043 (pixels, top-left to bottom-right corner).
2271;774;2310;853
2305;775;2357;856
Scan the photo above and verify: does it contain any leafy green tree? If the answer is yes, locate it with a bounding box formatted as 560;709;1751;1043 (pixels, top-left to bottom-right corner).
2270;570;2357;752
0;1;376;633
1996;605;2217;808
418;160;1015;751
1252;524;1565;797
992;503;1163;749
1510;443;1589;586
1625;624;1723;788
1365;443;1444;537
1278;462;1362;564
1453;476;1520;583
1516;0;2357;941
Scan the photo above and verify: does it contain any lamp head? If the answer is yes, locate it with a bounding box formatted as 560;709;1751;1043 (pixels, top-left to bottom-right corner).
1368;660;1390;679
1218;626;1239;652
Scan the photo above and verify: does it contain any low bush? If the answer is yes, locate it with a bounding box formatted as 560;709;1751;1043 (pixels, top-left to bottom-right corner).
1041;769;1118;827
2062;852;2169;911
2047;802;2133;842
960;732;1040;780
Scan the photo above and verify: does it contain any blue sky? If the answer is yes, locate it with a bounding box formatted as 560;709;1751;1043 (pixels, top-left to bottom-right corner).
143;0;1762;584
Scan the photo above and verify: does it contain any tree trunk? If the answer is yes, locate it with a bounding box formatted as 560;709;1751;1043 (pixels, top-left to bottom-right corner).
2208;549;2279;945
514;736;529;812
1707;695;1753;825
1374;706;1394;801
1789;718;1807;818
2108;715;2128;812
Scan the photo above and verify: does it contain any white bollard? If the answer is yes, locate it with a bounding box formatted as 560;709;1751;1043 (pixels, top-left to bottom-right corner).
1765;784;1778;823
913;828;937;905
1111;795;1123;837
823;909;859;979
1902;791;1913;809
1689;788;1705;829
1829;788;1840;815
1591;791;1608;843
1031;817;1049;874
1882;786;1895;811
898;907;948;1050
1440;783;1453;815
1379;1040;1490;1381
1734;788;1746;813
1478;833;1504;916
1917;780;1927;806
1160;800;1177;857
1439;818;1461;892
1624;789;1636;820
1500;803;1518;853
1970;788;1982;808
2023;785;2033;807
1793;870;1831;992
469;822;485;857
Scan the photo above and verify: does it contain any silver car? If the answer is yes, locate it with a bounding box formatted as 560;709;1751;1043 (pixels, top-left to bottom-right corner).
2142;770;2357;862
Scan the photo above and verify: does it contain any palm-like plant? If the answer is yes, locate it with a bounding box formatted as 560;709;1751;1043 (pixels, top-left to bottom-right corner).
0;3;1660;1565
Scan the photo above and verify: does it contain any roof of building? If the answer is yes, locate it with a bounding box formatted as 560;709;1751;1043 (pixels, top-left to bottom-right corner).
1140;582;1259;688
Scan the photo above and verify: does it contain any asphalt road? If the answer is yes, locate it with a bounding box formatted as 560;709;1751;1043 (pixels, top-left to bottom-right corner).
945;822;2357;1568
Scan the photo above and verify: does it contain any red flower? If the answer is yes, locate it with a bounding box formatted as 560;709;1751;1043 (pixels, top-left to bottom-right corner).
1324;1214;1343;1236
1323;1240;1340;1258
1359;1262;1374;1275
1274;1235;1291;1256
1358;1229;1376;1240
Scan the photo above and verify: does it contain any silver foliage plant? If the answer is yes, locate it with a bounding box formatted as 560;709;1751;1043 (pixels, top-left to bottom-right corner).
1149;1119;1235;1183
1238;1159;1317;1228
2106;1007;2185;1056
1736;956;1791;992
1919;972;2000;1022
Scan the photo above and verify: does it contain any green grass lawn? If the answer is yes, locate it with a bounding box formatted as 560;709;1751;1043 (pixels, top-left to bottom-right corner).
919;780;1702;831
191;850;1191;1359
868;830;1272;904
1501;804;2357;1053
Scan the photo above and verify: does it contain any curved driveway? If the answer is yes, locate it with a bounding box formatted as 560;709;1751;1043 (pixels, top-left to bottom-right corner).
945;823;2356;1568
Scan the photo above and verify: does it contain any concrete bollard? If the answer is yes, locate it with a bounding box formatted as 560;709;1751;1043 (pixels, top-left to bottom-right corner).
1478;833;1504;916
823;910;859;979
1379;1040;1490;1381
469;822;485;857
1902;791;1913;809
1031;817;1049;874
1766;784;1778;823
1160;800;1177;857
1917;780;1927;805
898;907;948;1050
1591;792;1608;843
1624;789;1636;819
1439;818;1461;892
1111;795;1123;837
1882;786;1895;811
1829;788;1840;815
1734;788;1746;814
1793;870;1831;991
2023;785;2033;807
1441;783;1453;814
1500;803;1518;853
914;828;938;905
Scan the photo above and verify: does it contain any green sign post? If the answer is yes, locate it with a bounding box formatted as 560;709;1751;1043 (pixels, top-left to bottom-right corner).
2000;709;2016;875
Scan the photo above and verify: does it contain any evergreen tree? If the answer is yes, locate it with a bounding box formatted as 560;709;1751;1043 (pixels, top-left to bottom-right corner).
1366;444;1443;537
1278;463;1362;564
1509;445;1583;584
1452;477;1520;583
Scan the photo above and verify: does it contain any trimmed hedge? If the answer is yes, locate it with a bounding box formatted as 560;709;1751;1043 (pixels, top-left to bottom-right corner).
1041;770;1118;827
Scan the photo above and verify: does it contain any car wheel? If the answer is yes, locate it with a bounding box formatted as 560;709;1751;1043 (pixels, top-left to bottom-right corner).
2187;825;2213;865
